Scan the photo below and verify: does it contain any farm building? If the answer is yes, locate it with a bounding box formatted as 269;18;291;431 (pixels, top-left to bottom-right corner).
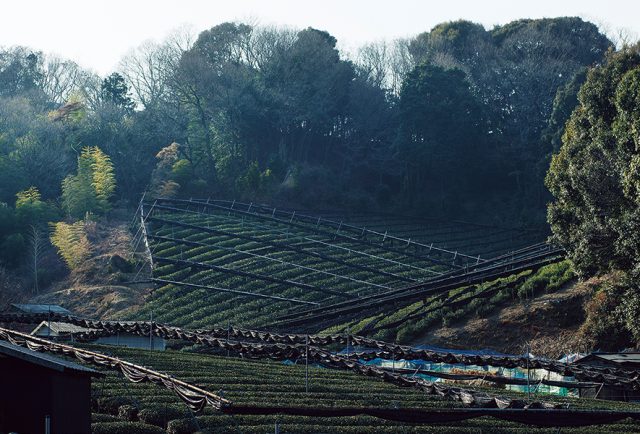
32;321;167;350
11;303;72;315
575;352;640;371
94;328;166;350
575;352;640;401
0;340;101;434
31;321;93;340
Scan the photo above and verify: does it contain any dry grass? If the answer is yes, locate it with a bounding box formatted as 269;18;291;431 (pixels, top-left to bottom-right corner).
27;219;153;318
416;279;599;358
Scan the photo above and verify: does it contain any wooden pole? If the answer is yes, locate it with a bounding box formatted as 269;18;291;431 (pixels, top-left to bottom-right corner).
346;326;350;358
527;342;531;401
149;311;153;350
305;335;309;393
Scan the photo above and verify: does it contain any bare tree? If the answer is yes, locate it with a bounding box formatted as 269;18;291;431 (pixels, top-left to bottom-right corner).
119;41;165;109
26;225;47;293
119;25;196;110
247;25;297;71
356;41;389;89
612;27;639;49
388;39;414;96
354;39;413;95
41;56;86;104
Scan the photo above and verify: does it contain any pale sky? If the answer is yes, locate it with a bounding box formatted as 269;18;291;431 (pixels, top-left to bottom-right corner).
2;0;639;76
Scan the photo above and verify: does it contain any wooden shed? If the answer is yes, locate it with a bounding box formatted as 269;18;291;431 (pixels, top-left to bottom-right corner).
32;321;166;350
575;352;640;401
32;321;93;340
0;340;102;434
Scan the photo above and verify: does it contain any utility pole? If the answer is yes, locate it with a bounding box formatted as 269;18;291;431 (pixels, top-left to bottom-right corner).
305;335;309;393
526;342;531;401
346;326;350;358
149;311;153;350
227;321;231;357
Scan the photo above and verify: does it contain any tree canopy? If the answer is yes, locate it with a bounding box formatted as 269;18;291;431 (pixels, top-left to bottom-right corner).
547;44;640;277
0;17;621;273
546;44;640;347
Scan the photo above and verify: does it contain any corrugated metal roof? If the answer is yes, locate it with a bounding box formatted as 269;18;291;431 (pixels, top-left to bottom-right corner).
575;352;640;367
590;353;640;364
31;321;94;336
0;340;102;376
11;304;71;314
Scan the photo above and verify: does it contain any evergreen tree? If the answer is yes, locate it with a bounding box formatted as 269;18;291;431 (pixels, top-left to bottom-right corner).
546;44;640;277
100;72;135;113
546;44;640;347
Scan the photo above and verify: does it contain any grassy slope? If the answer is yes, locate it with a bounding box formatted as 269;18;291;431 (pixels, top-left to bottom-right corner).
29;219;152;318
89;345;640;433
323;261;578;352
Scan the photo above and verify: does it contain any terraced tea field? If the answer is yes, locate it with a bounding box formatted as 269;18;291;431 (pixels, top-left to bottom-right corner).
128;198;551;331
89;345;640;434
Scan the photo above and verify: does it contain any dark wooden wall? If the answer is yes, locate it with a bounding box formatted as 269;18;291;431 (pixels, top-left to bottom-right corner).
0;356;91;434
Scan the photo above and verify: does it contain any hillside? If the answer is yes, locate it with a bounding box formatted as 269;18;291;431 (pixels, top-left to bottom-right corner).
323;261;577;352
122;199;551;330
2;200;639;434
7;218;152;318
413;279;593;358
12;199;589;357
0;11;639;434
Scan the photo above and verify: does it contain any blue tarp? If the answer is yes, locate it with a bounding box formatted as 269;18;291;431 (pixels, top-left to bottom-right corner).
412;344;513;357
338;344;515;357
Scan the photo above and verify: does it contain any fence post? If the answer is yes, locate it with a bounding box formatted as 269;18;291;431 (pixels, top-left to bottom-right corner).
305;335;309;393
527;342;531;401
346;326;350;358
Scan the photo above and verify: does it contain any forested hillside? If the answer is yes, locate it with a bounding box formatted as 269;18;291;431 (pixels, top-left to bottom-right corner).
1;17;637;350
0;17;611;219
